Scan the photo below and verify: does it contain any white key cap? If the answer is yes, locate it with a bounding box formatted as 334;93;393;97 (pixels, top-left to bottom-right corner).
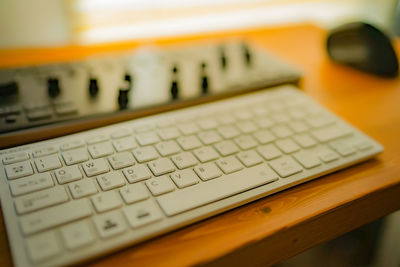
132;146;159;163
55;165;83;184
271;125;293;138
91;191;122;213
108;152;135;169
5;161;33;179
155;140;181;156
236;121;258;133
69;179;98;199
88;142;114;159
93;210;127;239
123;165;152;183
123;200;163;228
305;113;336;128
216;156;243;174
62;148;89;165
329;139;356;156
293;133;317;148
318;147;340;162
170;169;200;188
148;158;175;176
253;117;274;128
237;150;263;167
112;137;137;152
194;163;222;181
269;156;303;177
2;151;29;164
275;138;300;154
26;231;61;262
10;172;54;196
252;106;268;116
136;131;160;146
288;121;310;133
86;134;108;145
215;113;236;125
257;144;282;160
354;140;373;151
214;140;240;156
146;176;175;196
253;129;276;144
198;130;222;145
158;127;180;140
293;151;321;169
15;186;69;214
157;164;278;216
60;140;84;151
271;113;291;123
82;158;110;177
171;152;198;169
217;125;240;139
111;129;131;139
198;118;218;130
178;122;200;135
234;135;258;150
193;146;220;163
120;183;150;204
20;199;92;235
32;146;58;158
311;124;352;142
35;154;62;172
61;220;95;250
177;135;202;150
97;172;126;191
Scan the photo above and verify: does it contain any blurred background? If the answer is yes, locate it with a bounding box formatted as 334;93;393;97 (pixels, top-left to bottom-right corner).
0;0;398;48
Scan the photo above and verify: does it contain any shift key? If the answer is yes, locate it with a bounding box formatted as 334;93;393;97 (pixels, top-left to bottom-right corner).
20;199;92;235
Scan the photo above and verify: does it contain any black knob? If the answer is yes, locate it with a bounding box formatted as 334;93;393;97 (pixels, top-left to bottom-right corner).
47;78;60;98
200;62;209;95
124;73;132;83
89;78;99;98
118;89;129;110
170;65;179;100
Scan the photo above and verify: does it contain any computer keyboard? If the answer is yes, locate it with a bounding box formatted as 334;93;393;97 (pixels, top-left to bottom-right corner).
0;85;383;267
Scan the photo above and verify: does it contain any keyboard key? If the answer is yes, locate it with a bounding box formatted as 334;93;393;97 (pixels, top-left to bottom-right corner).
60;140;84;151
155;140;181;156
91;191;122;213
2;151;29;165
171;152;198;169
194;163;222;181
198;118;218;130
253;117;274;129
354;140;373;151
123;200;163;228
20;199;92;235
26;231;61;262
275;138;300;154
269;156;303;178
15;186;69;214
193;146;220;162
217;125;240;139
157;164;278;216
136;131;160;146
35;154;62;172
93;210;127;239
329;139;356;156
271;113;291;123
253;129;276;144
82;158;110;177
257;144;282;160
62;148;89;165
97;172;126;191
157;127;180;140
170;169;200;188
198;130;222;145
10;172;54;196
214;140;240;156
120;183;150;204
318;148;340;163
146;176;175;196
32;146;58;158
148;158;175;176
177;135;202;150
69;179;98;199
288;121;309;133
237;150;263;167
216;156;244;174
88;142;114;159
108;152;135;169
123;165;152;183
305;113;336;128
293;133;317;148
86;134;108;145
111;129;131;139
271;125;293;138
132;146;159;163
61;221;95;250
236;121;258;133
293;151;321;169
112;137;137;152
5;161;33;179
178;122;200;135
215;113;236;125
311;124;352;142
234;135;258;150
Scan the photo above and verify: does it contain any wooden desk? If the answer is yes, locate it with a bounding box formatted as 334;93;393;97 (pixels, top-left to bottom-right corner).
1;24;400;266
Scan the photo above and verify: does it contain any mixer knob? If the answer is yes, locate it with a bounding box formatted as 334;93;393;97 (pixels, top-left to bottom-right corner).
89;78;99;98
47;78;60;98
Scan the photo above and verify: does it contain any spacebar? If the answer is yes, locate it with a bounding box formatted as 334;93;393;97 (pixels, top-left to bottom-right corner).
157;164;279;216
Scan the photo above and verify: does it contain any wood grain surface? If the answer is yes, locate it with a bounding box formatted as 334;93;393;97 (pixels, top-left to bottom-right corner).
1;24;400;267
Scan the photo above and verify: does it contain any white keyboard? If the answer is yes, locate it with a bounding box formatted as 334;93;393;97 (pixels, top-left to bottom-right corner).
0;85;382;267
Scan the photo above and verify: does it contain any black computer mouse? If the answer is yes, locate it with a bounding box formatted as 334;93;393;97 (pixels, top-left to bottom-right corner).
327;22;399;77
